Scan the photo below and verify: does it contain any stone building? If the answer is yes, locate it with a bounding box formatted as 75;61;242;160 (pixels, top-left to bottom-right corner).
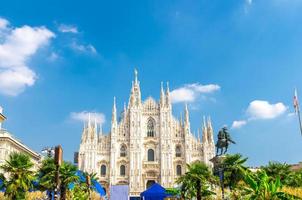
78;70;215;197
0;107;41;170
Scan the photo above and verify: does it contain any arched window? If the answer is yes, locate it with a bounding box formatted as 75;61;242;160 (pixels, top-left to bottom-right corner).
120;165;126;176
147;118;155;137
176;165;182;176
120;145;127;157
147;149;155;161
175;146;181;157
101;165;106;176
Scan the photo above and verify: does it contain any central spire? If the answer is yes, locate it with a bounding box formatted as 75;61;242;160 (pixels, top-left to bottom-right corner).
129;68;142;107
134;68;138;85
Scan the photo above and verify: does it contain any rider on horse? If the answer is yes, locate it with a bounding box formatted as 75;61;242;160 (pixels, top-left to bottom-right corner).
216;126;235;156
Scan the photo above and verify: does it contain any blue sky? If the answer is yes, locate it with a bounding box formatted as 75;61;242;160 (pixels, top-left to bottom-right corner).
0;0;302;166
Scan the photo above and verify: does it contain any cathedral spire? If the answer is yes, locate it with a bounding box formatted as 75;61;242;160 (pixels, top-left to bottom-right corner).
134;68;138;85
99;123;103;135
166;82;171;107
94;116;98;133
207;116;214;144
202;125;208;145
123;102;127;113
179;112;183;127
112;97;117;123
184;103;190;125
129;69;141;107
160;82;165;106
88;113;92;128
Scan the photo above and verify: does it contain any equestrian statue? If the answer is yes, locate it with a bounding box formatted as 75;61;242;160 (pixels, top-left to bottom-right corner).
215;126;236;156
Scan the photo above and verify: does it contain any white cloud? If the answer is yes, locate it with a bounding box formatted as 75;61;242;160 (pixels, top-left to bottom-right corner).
170;83;220;103
170;87;195;103
0;19;55;96
246;100;287;120
58;24;78;34
188;83;221;93
0;18;9;29
246;0;253;5
70;42;97;54
70;111;106;125
231;120;247;129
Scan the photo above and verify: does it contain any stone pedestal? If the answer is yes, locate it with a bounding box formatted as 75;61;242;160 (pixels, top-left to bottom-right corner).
210;155;226;174
210;155;227;200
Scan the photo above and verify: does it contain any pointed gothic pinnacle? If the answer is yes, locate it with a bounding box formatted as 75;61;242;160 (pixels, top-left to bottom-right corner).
197;129;200;141
94;116;97;129
203;116;206;128
180;112;183;125
134;68;138;84
166;82;170;93
160;81;165;105
88;112;91;127
113;96;116;109
184;103;189;123
112;97;117;123
99;123;103;135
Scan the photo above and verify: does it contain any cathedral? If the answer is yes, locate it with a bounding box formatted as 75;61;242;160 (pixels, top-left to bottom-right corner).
78;70;215;197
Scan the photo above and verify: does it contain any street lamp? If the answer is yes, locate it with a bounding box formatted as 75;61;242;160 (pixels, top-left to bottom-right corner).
41;147;55;158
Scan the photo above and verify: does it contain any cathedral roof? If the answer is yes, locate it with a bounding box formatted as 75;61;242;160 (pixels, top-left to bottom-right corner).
143;97;158;111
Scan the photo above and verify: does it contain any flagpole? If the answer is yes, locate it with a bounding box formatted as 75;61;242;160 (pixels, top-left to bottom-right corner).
297;106;302;136
294;88;302;136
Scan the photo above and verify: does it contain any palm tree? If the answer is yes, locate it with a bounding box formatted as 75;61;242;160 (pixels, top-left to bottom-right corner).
222;154;248;190
59;161;79;200
38;158;56;199
176;161;215;200
1;152;34;199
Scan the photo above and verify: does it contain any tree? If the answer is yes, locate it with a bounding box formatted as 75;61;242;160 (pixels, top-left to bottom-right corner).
176;161;215;200
243;170;299;200
37;158;56;199
287;169;302;188
1;152;34;199
59;161;79;200
222;154;248;190
261;161;292;184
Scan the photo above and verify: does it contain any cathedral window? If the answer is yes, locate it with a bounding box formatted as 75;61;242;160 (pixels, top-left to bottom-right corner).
147;149;155;161
147;118;155;137
175;146;181;157
176;165;182;176
120;165;126;176
101;165;106;176
120;145;127;157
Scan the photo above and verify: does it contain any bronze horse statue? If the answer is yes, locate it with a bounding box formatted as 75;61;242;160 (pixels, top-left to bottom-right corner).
216;127;236;156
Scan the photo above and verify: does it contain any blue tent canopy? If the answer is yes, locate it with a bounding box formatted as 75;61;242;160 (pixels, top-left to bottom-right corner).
140;183;171;200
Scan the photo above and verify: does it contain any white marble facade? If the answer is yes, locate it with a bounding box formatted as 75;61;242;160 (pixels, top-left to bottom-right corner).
78;70;215;196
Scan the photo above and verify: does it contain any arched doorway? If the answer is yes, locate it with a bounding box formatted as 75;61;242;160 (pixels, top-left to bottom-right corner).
146;180;156;189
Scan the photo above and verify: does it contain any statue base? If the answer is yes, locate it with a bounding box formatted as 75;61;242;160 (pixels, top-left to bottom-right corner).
210;155;227;175
210;155;226;165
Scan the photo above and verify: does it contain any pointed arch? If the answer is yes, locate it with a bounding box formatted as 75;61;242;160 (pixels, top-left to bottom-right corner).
176;165;182;176
147;117;155;137
175;145;182;157
101;165;106;176
120;144;127;157
147;149;155;161
120;165;126;176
